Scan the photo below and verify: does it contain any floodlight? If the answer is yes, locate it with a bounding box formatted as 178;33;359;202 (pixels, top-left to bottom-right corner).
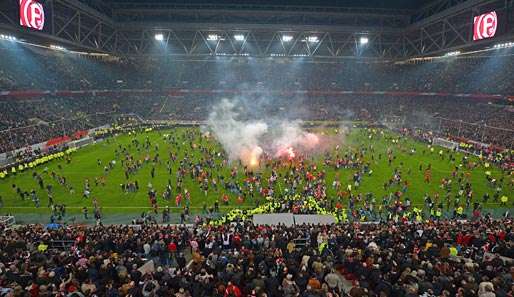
50;44;65;51
154;33;164;41
0;34;17;41
207;34;219;41
360;36;369;45
444;51;461;57
306;36;319;43
282;35;293;42
234;34;245;41
493;42;514;49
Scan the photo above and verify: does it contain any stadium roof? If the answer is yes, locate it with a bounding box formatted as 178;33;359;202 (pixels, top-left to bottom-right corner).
81;0;437;12
3;0;511;59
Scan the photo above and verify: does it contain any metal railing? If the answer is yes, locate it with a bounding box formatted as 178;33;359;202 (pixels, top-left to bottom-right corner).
0;215;16;227
49;240;75;250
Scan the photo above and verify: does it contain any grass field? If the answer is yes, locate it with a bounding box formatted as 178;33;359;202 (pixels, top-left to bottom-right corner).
0;127;511;218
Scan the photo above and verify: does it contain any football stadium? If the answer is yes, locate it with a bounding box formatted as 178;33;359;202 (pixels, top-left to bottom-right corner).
0;0;513;296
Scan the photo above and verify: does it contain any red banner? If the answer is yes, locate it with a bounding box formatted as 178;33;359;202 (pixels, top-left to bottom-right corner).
46;135;70;148
73;130;88;139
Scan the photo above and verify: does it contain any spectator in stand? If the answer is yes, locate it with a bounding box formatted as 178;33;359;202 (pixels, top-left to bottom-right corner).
0;218;512;296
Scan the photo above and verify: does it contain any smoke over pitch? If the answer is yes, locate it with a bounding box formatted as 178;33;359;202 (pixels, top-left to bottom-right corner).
207;99;268;166
207;97;339;167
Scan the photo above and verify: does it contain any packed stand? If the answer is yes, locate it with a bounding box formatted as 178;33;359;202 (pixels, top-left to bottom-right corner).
0;218;512;297
1;43;514;95
0;43;513;153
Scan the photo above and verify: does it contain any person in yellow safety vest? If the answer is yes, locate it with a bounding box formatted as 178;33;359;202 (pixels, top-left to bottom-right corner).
11;167;16;173
500;195;508;206
457;206;464;217
37;242;48;252
436;209;442;219
449;246;458;257
425;242;432;250
340;209;348;222
319;241;328;254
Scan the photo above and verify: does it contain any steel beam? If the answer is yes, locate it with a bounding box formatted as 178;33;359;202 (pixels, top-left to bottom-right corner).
0;0;512;59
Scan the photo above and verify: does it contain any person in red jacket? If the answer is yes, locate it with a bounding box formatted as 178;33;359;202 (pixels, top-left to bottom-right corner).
224;281;242;297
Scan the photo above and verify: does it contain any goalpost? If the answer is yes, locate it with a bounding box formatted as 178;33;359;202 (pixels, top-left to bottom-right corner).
432;137;459;150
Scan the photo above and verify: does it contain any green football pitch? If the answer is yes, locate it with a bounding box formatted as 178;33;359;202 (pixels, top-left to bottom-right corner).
0;127;511;217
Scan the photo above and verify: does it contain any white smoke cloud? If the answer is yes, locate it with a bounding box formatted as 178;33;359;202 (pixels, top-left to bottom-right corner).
271;121;320;157
207;97;326;167
208;98;268;164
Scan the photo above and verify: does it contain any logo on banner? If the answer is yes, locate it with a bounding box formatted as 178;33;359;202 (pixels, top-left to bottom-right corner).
473;11;497;41
20;0;45;31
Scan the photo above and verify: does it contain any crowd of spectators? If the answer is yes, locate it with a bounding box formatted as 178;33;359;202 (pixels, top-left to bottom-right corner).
0;96;166;153
0;218;512;297
1;43;514;94
0;43;513;153
0;93;512;153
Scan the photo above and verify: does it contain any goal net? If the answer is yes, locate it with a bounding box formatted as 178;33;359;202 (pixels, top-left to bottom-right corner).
433;137;459;150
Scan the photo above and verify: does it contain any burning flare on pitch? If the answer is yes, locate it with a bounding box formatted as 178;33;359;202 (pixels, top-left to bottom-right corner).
241;146;263;168
207;98;338;168
276;146;296;160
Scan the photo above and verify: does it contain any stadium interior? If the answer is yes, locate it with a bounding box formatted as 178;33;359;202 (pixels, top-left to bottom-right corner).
0;0;513;296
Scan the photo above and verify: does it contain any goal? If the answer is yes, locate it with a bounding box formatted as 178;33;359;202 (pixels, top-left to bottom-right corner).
433;137;459;150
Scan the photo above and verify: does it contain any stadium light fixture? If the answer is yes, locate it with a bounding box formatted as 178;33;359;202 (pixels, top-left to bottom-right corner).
282;35;293;42
154;33;164;41
444;51;461;57
493;42;514;49
207;34;219;41
0;34;17;41
234;34;245;41
50;44;66;51
306;36;319;43
359;36;369;45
